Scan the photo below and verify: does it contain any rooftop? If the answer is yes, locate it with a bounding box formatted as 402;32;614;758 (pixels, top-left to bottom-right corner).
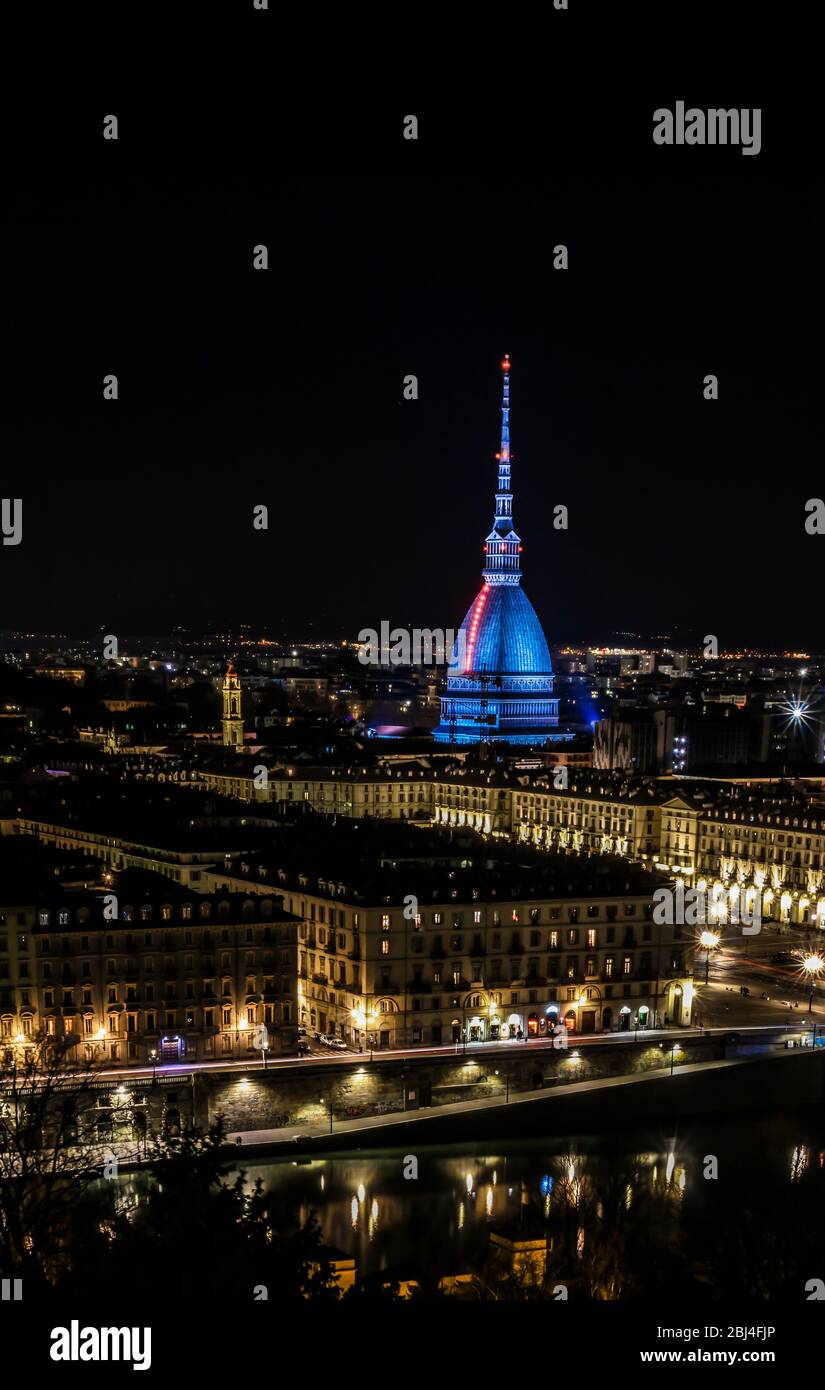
225;814;668;907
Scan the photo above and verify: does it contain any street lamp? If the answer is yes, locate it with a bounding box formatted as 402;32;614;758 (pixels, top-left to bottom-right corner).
698;929;721;986
366;1007;378;1060
800;952;824;1014
351;1005;377;1059
237;1017;250;1059
149;1047;158;1082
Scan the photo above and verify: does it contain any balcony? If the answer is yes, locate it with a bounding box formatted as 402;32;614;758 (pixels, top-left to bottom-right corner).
408;980;431;993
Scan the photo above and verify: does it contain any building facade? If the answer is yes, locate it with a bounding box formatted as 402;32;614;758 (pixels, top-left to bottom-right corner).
210;865;694;1045
0;886;299;1070
20;759;825;934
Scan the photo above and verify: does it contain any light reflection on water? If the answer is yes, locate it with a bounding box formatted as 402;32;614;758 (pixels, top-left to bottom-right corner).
106;1113;825;1291
219;1113;825;1282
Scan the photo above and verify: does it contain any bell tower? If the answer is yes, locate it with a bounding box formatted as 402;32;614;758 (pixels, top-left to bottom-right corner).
222;662;244;748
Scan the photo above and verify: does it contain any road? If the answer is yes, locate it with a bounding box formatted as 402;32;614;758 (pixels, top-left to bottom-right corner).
86;1017;819;1086
695;927;825;1029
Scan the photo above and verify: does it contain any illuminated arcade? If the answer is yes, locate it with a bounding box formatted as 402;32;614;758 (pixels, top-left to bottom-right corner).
434;355;562;745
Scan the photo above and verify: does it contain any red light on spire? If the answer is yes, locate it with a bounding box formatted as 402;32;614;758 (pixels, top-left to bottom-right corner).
501;354;511;372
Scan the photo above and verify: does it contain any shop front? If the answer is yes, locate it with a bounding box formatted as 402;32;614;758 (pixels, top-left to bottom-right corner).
526;1007;558;1038
501;1011;524;1040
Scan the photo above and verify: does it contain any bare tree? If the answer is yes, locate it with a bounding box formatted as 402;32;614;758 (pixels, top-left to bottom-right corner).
0;1035;120;1284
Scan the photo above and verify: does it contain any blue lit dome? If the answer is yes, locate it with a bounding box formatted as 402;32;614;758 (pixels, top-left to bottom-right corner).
432;354;565;747
456;582;552;678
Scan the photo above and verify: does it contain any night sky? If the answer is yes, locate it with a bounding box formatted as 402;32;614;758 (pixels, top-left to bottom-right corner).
5;100;820;648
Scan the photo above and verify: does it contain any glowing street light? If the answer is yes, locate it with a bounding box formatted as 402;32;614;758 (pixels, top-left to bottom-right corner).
351;1005;378;1058
800;952;824;1013
698;928;721;985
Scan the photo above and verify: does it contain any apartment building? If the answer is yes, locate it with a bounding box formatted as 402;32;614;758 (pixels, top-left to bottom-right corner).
209;837;693;1046
18;763;825;937
0;878;300;1069
196;759;436;820
697;796;825;928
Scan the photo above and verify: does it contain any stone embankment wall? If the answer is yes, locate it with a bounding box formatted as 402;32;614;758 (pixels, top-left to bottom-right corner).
196;1034;733;1132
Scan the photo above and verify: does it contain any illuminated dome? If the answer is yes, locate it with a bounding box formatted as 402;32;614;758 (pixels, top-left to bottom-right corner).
433;356;561;747
456;583;552;677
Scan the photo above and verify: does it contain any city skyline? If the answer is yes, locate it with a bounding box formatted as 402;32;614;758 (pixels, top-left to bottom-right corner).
3;75;824;1332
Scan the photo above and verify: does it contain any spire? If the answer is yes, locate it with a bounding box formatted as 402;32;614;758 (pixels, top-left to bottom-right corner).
482;353;522;585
